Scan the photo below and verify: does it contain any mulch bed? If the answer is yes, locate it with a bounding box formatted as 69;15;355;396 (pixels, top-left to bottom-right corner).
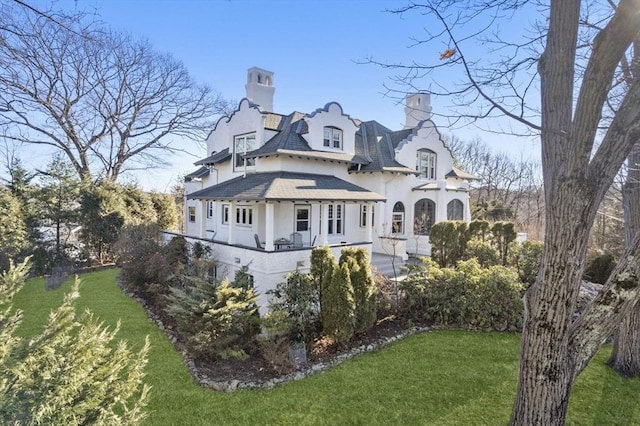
123;281;417;386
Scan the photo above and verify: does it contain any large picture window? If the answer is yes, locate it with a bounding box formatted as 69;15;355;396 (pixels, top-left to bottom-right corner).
417;149;437;180
323;127;343;149
234;133;256;170
414;199;436;235
447;199;464;220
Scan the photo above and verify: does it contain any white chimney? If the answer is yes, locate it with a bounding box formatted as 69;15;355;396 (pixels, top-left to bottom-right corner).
404;93;432;129
245;67;275;112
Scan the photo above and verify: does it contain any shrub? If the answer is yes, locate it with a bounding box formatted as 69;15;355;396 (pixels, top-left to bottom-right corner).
491;221;517;265
512;240;544;287
267;271;320;344
400;258;523;330
114;224;166;289
164;236;189;272
430;221;468;267
372;266;396;317
166;278;259;361
464;238;500;267
312;246;337;323
322;262;355;343
340;248;376;333
0;258;149;424
584;253;616;284
468;220;490;242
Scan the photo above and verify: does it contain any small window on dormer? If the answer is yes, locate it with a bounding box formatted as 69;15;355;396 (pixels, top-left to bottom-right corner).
234;132;256;171
323;127;342;149
417;149;437;180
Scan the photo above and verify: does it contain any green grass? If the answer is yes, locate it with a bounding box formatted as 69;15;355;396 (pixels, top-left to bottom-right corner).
12;270;640;425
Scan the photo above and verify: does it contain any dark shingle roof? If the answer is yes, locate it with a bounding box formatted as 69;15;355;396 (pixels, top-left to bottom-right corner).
187;171;386;202
245;112;369;164
352;121;417;175
184;166;210;181
246;112;311;157
194;148;232;166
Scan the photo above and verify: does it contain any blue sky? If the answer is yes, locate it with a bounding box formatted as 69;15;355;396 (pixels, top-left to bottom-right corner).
25;0;540;191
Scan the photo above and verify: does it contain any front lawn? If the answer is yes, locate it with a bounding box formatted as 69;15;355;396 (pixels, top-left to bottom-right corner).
13;269;640;425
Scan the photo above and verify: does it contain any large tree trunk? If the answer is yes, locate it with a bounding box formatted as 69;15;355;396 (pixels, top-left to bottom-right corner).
608;304;640;376
511;1;640;424
608;143;640;376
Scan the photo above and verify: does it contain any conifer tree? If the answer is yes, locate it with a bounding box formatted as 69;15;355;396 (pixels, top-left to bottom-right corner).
322;262;355;343
0;258;150;424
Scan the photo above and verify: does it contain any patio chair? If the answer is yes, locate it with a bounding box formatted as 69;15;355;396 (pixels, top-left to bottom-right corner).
290;232;302;248
254;234;264;249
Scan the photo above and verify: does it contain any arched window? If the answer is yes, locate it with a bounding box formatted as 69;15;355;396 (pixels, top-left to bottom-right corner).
392;202;405;234
447;199;464;220
416;149;437;180
414;199;436;235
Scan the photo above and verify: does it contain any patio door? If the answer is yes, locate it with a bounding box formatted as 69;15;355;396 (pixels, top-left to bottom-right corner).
294;205;311;245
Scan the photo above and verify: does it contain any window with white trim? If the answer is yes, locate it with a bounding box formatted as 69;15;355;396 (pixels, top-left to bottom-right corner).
417;149;437;180
323;127;343;149
392;202;405;234
222;204;229;224
327;204;344;235
206;201;214;219
236;206;253;226
188;206;196;223
221;204;253;226
359;205;368;227
234;133;256;170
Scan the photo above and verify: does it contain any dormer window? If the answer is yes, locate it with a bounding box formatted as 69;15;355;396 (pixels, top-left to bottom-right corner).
234;132;256;171
323;127;342;149
417;149;436;180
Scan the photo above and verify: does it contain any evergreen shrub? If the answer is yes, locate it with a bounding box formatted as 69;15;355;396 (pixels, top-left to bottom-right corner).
401;258;523;330
584;253;616;284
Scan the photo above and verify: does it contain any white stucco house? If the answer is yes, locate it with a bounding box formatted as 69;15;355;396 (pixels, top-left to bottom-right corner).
170;67;475;310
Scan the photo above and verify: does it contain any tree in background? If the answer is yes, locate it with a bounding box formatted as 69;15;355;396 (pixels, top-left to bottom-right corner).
79;184;126;264
36;156;84;264
0;2;232;182
151;192;179;231
447;136;545;239
0;258;150;424
0;188;27;271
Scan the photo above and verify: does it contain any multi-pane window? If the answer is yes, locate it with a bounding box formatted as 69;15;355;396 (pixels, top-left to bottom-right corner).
323;127;342;149
359;205;368;227
221;204;253;226
417;149;437;180
327;204;344;235
236;206;253;226
414;199;436;235
188;206;196;223
392;202;405;234
234;133;256;170
206;201;214;219
447;199;464;221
